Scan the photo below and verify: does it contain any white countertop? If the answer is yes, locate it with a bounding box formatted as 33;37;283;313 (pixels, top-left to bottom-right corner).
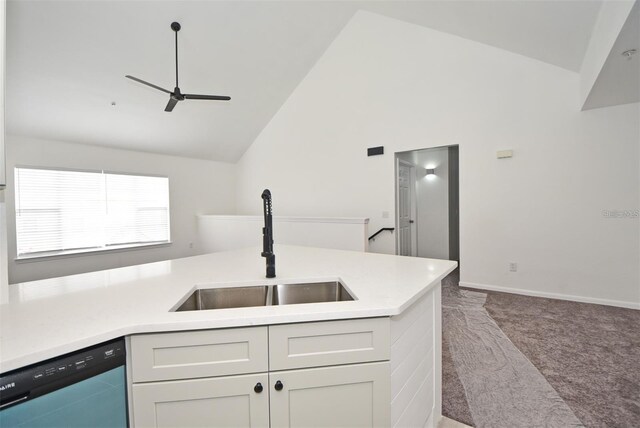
0;245;456;373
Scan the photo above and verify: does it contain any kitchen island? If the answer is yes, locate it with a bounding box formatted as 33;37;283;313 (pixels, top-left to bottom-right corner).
0;245;456;427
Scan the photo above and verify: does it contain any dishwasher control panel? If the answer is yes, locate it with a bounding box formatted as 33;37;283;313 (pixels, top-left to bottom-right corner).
0;337;125;410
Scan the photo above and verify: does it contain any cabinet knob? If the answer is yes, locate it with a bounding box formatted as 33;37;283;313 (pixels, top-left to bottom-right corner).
274;380;283;391
254;382;263;393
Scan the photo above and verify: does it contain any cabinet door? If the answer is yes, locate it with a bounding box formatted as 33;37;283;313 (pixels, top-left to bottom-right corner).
132;373;269;428
270;362;390;428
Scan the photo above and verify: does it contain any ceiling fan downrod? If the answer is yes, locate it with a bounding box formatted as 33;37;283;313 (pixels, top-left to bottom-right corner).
171;21;180;91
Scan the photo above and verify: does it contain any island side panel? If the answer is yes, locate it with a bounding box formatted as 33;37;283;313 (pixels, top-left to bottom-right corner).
431;284;442;428
389;282;441;428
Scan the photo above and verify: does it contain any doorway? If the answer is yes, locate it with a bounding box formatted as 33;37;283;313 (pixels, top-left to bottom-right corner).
394;146;460;261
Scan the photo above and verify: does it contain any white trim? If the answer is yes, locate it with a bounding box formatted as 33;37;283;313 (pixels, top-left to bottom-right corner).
14;165;169;179
197;215;369;224
15;241;172;263
394;158;399;255
407;162;418;257
460;281;640;310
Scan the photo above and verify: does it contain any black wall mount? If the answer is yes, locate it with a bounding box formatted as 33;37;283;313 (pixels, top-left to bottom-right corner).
367;146;384;156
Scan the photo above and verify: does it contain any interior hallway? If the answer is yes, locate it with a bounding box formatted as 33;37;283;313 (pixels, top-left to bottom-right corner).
441;269;640;427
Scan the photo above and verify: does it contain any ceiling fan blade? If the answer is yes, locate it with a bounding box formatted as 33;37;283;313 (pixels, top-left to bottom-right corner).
184;94;231;101
164;97;179;112
126;75;172;95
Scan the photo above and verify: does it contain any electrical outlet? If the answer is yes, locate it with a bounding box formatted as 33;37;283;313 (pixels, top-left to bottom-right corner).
382;211;389;219
189;242;194;249
509;262;518;272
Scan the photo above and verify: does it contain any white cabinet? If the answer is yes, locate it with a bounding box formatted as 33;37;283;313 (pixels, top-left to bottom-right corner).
0;0;7;305
269;362;390;428
130;318;392;428
132;373;269;428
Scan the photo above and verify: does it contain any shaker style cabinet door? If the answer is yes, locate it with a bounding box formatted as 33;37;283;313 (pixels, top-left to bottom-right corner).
132;373;269;428
269;362;390;428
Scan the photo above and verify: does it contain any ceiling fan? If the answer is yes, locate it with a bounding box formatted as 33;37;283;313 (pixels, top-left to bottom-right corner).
126;22;230;112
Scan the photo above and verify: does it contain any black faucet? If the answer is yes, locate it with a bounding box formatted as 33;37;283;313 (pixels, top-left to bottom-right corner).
261;189;276;278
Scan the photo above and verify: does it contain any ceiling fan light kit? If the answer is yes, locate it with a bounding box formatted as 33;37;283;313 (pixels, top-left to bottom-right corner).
126;22;231;112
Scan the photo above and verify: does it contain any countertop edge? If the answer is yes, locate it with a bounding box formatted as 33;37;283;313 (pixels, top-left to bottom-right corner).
1;307;396;373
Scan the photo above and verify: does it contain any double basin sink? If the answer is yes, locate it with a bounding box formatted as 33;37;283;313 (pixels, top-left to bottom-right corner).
173;280;355;312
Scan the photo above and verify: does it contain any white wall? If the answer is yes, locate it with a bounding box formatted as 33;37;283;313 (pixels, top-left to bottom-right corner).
398;148;450;260
5;135;236;283
198;215;369;253
236;11;640;308
0;0;7;303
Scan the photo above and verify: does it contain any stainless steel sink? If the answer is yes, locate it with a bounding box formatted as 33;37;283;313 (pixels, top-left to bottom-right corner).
175;286;269;311
272;281;354;305
173;281;355;312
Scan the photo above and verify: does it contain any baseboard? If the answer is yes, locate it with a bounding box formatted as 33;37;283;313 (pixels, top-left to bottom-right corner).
459;281;640;310
425;412;434;428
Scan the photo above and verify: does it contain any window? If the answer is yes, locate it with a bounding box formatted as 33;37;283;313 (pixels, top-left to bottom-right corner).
15;167;170;258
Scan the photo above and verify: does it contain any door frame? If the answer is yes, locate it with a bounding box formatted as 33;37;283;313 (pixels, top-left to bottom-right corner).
395;158;418;256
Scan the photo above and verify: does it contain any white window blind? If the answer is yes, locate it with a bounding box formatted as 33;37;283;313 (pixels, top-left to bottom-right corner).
15;167;170;258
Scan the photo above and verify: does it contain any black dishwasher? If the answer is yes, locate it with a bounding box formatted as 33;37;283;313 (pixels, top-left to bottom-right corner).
0;338;127;427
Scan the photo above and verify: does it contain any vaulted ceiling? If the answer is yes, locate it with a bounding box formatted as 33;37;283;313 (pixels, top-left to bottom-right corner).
6;0;603;162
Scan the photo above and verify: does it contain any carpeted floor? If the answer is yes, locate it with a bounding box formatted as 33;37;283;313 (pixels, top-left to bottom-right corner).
441;269;640;427
442;270;475;426
442;283;582;427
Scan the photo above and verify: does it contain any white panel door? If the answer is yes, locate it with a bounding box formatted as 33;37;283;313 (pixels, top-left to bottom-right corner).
132;373;269;428
270;362;390;428
397;162;416;256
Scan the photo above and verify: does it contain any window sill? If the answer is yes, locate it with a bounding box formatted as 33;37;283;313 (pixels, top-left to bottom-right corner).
15;241;172;263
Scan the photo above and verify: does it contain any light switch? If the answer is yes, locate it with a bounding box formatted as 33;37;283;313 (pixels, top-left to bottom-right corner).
497;150;513;159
